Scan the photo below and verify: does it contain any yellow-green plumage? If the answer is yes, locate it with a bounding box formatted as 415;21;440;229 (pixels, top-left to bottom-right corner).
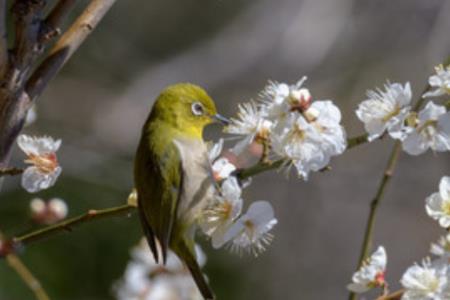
134;83;221;300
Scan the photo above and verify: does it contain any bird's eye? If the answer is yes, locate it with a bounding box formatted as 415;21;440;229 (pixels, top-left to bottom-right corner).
191;102;204;116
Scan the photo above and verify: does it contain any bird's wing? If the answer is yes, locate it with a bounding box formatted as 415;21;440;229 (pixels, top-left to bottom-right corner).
135;138;183;264
157;141;184;263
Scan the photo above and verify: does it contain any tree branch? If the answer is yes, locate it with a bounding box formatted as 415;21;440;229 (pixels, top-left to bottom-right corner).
39;0;78;43
0;167;24;177
6;254;50;300
10;0;46;88
25;0;117;102
13;204;134;246
348;80;438;300
237;133;368;180
375;289;404;300
0;0;8;77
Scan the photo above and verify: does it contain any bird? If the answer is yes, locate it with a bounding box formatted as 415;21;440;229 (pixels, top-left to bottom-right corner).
134;83;229;300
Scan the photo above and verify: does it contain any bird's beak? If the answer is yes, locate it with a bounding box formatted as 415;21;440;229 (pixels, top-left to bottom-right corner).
212;114;230;125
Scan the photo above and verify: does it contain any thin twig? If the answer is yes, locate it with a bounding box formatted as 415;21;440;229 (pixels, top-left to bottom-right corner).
0;0;7;77
25;0;117;102
39;0;78;43
13;204;134;246
375;289;404;300
348;80;437;300
0;167;24;177
348;141;402;300
237;133;368;180
6;254;50;300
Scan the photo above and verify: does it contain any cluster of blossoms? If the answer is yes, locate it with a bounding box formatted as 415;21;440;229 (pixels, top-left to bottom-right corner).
202;140;278;255
347;175;450;299
356;65;450;155
224;76;347;179
29;197;68;225
114;239;205;300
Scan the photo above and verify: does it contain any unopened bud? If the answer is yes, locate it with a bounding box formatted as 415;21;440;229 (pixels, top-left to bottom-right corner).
30;198;46;215
289;88;312;112
303;106;320;122
127;189;138;207
48;198;68;220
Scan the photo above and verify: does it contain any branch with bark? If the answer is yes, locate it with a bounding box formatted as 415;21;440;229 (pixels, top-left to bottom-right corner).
0;0;117;172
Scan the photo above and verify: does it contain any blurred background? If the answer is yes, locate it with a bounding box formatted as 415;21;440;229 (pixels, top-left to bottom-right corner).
1;0;450;299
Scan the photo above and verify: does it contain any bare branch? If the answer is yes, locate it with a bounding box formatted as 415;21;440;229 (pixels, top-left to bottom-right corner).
39;0;78;43
347;78;440;300
6;254;51;300
26;0;117;101
237;133;369;180
0;0;8;77
375;289;404;300
10;0;46;88
0;167;24;177
13;204;134;246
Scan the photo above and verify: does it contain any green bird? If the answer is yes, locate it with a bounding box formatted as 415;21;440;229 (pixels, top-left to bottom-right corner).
134;83;228;300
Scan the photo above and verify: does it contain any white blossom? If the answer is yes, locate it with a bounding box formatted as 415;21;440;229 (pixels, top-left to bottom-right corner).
225;101;272;154
402;102;450;155
430;234;450;258
17;134;62;193
223;201;277;256
207;139;236;181
260;77;312;120
114;238;205;300
425;176;450;228
423;65;450;98
347;246;387;293
401;258;450;300
271;101;346;179
356;82;412;141
201;177;243;248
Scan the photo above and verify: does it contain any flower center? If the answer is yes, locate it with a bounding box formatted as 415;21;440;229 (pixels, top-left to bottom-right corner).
289;124;306;142
382;105;401;122
441;200;450;216
220;201;232;220
25;153;58;174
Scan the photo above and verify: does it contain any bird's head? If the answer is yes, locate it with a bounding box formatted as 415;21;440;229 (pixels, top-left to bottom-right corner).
150;83;228;138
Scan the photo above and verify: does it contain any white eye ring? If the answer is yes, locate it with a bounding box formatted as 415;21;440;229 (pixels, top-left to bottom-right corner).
191;102;204;116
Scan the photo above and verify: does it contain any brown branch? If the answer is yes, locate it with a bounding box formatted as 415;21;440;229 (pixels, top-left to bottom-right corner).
25;0;117;102
9;0;46;88
39;0;78;43
13;204;134;246
0;0;8;77
0;0;116;172
237;133;368;180
0;167;24;177
348;79;439;300
375;289;404;300
348;142;402;300
6;254;50;300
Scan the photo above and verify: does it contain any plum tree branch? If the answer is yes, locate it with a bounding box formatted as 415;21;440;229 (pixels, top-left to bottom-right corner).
0;0;117;174
375;289;404;300
8;133;369;248
237;133;368;180
6;254;51;300
0;167;24;177
0;0;7;77
39;0;78;43
25;0;117;102
13;204;134;246
348;79;437;300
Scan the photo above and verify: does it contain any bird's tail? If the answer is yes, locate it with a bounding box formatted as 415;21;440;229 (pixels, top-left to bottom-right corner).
176;240;215;300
